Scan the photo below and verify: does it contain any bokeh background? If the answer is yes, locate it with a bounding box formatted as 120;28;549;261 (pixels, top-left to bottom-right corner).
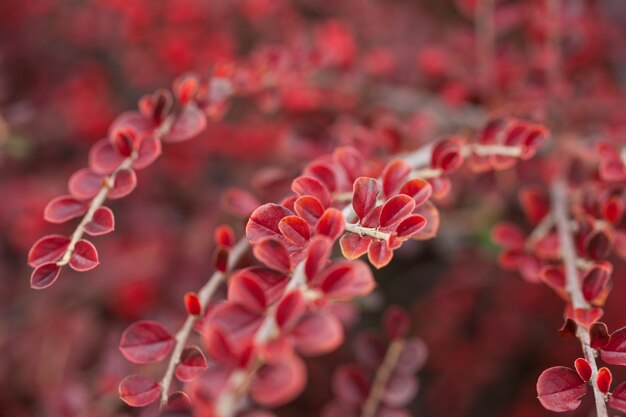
1;0;626;416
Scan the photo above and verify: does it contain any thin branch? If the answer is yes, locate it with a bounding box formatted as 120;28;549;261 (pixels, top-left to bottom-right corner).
159;238;249;406
551;179;608;417
344;222;392;242
360;338;406;417
476;0;496;101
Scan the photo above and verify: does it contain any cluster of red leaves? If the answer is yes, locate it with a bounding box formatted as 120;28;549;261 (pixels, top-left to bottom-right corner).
323;306;427;417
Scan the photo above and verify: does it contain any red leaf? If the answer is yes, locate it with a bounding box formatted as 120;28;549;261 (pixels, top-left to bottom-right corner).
602;196;624;223
228;272;267;313
110;127;136;157
305;161;338;192
214;247;229;273
275;291;306;330
597;367;612;394
214;225;235;248
536;366;587;412
109;168;137;199
432;137;463;172
331;365;370;406
119;375;160;407
166;391;192;411
44;195;87;223
89;139;125;175
292;175;331;207
600;326;626;365
339;234;371;260
333;146;363;182
585;231;612;262
164;106;207;143
208;302;263;348
316;260;375;300
69;239;99;271
379;195;415;229
539;266;565;291
222;188;261;218
294;196;325;226
368;240;393;269
382;160;411;196
383;374;417;407
305;236;333;281
84;206;115;236
253;238;291;272
278;215;311;246
68;168;103;200
184;292;202;316
134;133;162;170
412;201;440;240
246;203;293;243
352;177;380;221
202;326;237;365
574;358;592;382
291;310;343;356
383;305;410;339
28;234;70;267
250;356;306;407
582;265;611;303
395;215;426;238
491;222;525;248
30;262;61;289
399;178;432;207
231;267;289;306
316;208;345;241
175;346;208;382
173;73;200;106
520;187;549;225
608;382;626;412
119;320;175;364
590;322;610;349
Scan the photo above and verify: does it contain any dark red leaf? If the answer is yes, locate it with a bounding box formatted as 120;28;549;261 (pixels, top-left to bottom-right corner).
600;326;626;365
69;239;99;271
574;358;592;382
520;187;549;225
184;292;202;316
382;160;411;196
28;234;70;267
246;203;293;243
275;291;306;330
207;302;264;348
119;320;175;364
316;208;345;241
316;260;375;300
383;305;410;339
214;225;235;248
331;365;370;406
582;265;611;303
585;231;612;261
278;215;310;246
84;206;115;236
399;178;432;206
175;346;208;382
44;195;88;224
228;272;267;314
491;222;525;248
294;196;325;226
536;366;587;412
608;382;626;412
253;238;291;273
352;177;380;221
119;375;160;407
395;215;426;238
305;236;333;281
597;367;612;394
30;262;61;290
292;175;331;207
214;247;229;273
379;195;415;229
590;322;610;348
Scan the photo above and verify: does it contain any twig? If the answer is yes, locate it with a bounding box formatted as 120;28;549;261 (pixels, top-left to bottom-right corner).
476;0;496;101
551;179;608;417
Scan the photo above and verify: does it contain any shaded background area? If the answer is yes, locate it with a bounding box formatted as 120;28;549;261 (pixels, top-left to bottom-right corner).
1;0;626;416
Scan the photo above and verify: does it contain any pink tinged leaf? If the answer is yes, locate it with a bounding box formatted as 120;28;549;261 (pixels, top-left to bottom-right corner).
294;196;325;226
368;240;393;269
246;203;294;243
599;158;626;181
119;375;161;407
539;266;565;291
305;161;338;192
395;337;428;374
431;138;463;172
574;358;592;382
597;367;612;394
536;366;587;412
68;168;103;200
175;346;208;382
222;188;261;218
278;215;310;246
119;320;175;364
520;187;549;225
251;356;307;407
333;146;364;182
383;374;418;407
379;195;416;229
166;391;192;411
292;175;331;207
572;307;603;328
30;262;61;289
317;260;375;300
44;195;87;223
89;139;125;175
316;208;345;241
340;234;371;260
600;326;626;365
305;235;333;281
608;382;626;412
84;206;115;236
582;265;611;303
361;205;382;228
208;302;263;347
352;177;380;221
558;318;578;339
28;234;70;267
354;332;387;369
383;305;410;339
202;326;237;365
253;238;291;273
491;222;525;249
108;168;137;199
412;201;440;240
382;159;412;197
395;215;426;238
331;365;370;406
399;178;432;206
233;267;289;305
228;273;267;314
275;291;306;330
590;322;610;349
69;239;99;271
133;133;162;170
163;106;207;143
291;310;344;356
